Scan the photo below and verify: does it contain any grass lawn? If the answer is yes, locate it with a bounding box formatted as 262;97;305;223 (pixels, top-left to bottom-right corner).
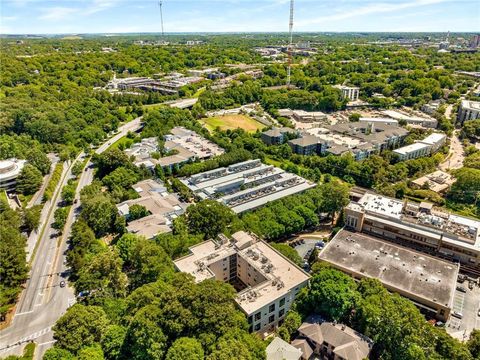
200;114;265;133
0;190;8;206
108;135;133;151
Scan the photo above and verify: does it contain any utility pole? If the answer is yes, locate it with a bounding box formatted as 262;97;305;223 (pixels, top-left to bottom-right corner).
159;1;164;37
286;0;294;87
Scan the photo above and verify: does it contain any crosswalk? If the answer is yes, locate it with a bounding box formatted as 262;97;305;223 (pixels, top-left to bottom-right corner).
0;327;52;354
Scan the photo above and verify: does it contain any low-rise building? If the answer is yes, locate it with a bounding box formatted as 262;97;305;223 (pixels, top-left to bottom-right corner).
393;142;432;160
382;109;438;128
457;100;480;124
319;229;459;321
181;159;316;214
421;100;444;115
334;85;360;101
359;117;399;126
261;127;297;145
125;127;224;170
393;132;446;160
116;179;188;238
288;122;408;161
174;231;310;335
343;192;480;274
292;110;327;123
292;320;374;360
266;337;302;360
411;170;455;193
0;159;27;190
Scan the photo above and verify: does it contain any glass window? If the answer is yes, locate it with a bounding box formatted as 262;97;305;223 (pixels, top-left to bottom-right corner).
279;298;285;307
254;323;261;331
269;314;275;323
279;309;285;317
269;304;275;313
254;312;261;321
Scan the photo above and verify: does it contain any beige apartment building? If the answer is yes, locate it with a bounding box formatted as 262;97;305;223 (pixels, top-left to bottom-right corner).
174;231;310;335
344;193;480;275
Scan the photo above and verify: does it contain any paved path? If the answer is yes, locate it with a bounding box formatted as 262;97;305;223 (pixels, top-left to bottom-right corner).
0;117;143;359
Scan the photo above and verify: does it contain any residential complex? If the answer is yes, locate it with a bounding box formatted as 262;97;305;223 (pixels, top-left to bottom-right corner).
174;231;310;334
181;159;316;214
334;85;360;101
0;159;26;190
109;75;204;95
343;192;480;275
125;127;224;170
393;132;446;160
457;100;480;124
260;127;297;145
288;122;408;161
292;319;374;360
116;179;188;239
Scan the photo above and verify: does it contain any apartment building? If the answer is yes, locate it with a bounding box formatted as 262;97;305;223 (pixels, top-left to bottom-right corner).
457;100;480;124
181;159;316;214
319;229;459;321
393;132;446;160
382;109;438;128
174;231;310;335
260;127;298;145
288;122;408;161
334;85;360;101
343;192;480;274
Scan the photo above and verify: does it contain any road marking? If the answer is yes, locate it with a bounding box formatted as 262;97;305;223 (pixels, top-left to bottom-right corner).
13;310;34;316
37;340;56;346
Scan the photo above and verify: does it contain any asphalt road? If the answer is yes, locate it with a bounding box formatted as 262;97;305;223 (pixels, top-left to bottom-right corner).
439;130;465;171
0;117;143;359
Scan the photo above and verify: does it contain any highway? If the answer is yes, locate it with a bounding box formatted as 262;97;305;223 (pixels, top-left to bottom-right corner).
0;117;143;359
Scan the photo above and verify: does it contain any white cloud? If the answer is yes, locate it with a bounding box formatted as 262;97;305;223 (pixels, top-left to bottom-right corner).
84;0;120;15
39;6;76;20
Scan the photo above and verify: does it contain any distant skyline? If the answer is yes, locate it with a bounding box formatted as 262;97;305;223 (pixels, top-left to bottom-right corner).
1;0;479;35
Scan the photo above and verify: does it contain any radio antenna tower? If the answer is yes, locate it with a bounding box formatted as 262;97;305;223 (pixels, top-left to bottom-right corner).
158;1;165;37
286;0;294;87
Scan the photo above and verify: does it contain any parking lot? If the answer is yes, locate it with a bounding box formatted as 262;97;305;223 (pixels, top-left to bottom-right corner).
446;280;480;341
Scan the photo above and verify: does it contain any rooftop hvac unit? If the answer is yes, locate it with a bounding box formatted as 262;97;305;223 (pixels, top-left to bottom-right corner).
261;256;268;263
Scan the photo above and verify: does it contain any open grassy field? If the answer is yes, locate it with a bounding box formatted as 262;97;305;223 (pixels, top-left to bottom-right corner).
200;114;265;133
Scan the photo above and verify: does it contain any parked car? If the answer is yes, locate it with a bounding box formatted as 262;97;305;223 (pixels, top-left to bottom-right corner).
452;311;463;319
468;282;474;290
477;309;480;317
59;281;66;288
315;241;325;249
456;286;467;293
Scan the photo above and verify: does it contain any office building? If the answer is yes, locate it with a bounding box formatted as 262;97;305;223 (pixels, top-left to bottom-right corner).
343;192;480;274
116;179;188;238
181;159;316;214
319;229;459;321
457;100;480;124
292;320;374;360
334;85;360;101
174;231;310;334
261;127;298;145
0;159;27;190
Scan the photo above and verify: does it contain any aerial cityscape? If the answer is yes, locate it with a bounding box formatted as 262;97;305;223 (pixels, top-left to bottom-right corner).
0;0;480;359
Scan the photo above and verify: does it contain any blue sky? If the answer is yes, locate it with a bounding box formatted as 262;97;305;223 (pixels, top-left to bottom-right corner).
1;0;479;34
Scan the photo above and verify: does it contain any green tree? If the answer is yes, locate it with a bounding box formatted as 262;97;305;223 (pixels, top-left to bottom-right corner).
26;150;51;175
52;206;69;232
277;310;302;342
318;181;350;220
43;348;75;360
16;164;42;195
128;204;149;221
81;195;118;237
271;243;302;266
101;325;127;360
23;205;42;232
77;344;105;360
207;329;266;360
468;329;480;359
52;304;109;354
185;200;235;239
102;166;139;191
165;337;204;360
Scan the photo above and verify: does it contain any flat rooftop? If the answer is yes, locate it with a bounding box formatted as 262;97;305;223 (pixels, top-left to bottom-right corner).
461;100;480;111
181;159;316;213
319;229;459;309
393;142;431;155
174;231;310;315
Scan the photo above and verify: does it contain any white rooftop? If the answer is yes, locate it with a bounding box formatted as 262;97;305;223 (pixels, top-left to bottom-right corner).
461;100;480;111
393;142;431;155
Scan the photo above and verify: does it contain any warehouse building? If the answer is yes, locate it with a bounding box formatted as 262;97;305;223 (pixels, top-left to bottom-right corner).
343;192;480;274
181;159;316;213
174;231;310;335
319;229;459;321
